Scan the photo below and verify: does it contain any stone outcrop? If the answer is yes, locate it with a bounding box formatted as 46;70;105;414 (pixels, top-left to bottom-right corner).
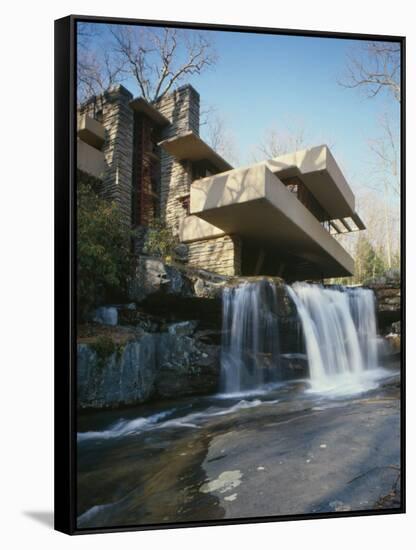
77;321;220;410
78;268;304;409
128;256;227;321
154;327;220;399
367;276;401;333
77;334;157;409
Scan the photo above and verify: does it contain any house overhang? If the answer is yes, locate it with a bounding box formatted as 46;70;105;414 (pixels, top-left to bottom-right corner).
77;114;106;150
264;145;355;220
158;131;233;173
130;97;171;127
189;163;356;278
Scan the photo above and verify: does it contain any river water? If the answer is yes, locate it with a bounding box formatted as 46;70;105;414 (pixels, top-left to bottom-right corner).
77;281;401;529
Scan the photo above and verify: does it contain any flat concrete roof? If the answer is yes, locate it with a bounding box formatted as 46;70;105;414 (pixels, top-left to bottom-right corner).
189;163;355;277
130;97;171;127
264;145;355;219
159;131;233;173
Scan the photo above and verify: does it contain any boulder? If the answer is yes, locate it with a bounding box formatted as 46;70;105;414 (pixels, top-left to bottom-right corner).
77;327;221;409
391;321;401;334
93;306;118;326
128;256;194;303
168;320;198;337
172;243;189;262
154;333;220;398
77;334;158;409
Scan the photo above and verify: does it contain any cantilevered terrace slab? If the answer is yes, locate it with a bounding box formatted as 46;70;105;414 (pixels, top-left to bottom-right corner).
265;145;355;219
159;131;233;173
189;163;355;278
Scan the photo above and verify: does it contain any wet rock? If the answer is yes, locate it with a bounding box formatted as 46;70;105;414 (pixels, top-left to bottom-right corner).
192;274;225;299
77;334;158;409
128;257;194;303
367;282;401;331
77;327;221;409
128;256;227;307
117;308;161;332
168;320;198;337
385;333;401;351
391;321;401;334
172;243;189;262
155;334;220;399
200;470;243;494
280;353;308;379
93;306;118;326
194;329;223;346
328;500;351;512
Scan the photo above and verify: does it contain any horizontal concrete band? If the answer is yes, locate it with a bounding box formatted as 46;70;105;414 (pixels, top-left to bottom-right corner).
189;163;355;277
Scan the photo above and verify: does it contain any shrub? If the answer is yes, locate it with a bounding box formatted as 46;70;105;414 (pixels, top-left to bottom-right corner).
77;170;133;320
90;335;125;365
143;218;178;261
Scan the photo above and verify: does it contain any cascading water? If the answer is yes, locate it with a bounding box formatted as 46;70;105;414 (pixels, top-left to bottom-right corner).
220;280;281;394
286;282;380;394
348;286;378;371
220;279;381;396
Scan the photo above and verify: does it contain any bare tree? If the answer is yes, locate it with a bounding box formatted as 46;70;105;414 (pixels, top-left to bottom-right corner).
253;118;337;163
338;41;401;273
77;24;126;103
332;190;400;283
339;41;401;102
77;51;126;103
368;112;400;197
109;25;217;102
202;109;239;165
256;125;308;160
366;112;401;268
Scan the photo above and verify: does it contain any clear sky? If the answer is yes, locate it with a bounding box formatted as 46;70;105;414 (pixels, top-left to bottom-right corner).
80;23;400;198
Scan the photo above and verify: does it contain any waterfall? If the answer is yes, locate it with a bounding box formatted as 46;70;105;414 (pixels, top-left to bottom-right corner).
286;282;379;394
348;287;378;371
220;280;281;394
220;280;380;396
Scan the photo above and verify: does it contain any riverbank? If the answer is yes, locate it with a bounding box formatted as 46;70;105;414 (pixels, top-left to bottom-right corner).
77;367;401;529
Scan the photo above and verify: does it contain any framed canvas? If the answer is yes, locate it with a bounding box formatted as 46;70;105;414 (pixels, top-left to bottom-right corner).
54;14;405;535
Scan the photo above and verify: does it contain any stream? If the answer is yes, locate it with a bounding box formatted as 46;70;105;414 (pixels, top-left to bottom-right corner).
77;368;400;529
77;281;401;529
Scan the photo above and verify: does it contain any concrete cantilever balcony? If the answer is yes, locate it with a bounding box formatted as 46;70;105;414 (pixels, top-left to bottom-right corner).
189;162;356;278
77;115;107;180
77;114;106;150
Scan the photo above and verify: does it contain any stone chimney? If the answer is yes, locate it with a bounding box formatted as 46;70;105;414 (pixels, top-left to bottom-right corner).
78;85;134;227
155;85;200;235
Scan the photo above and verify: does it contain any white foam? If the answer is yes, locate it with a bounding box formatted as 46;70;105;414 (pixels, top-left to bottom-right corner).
287;283;383;397
77;399;279;441
77;409;174;442
304;367;392;398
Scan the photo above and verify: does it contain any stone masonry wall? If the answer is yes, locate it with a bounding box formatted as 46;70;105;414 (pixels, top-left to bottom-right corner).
155;85;200;236
187;235;242;276
78;85;134;226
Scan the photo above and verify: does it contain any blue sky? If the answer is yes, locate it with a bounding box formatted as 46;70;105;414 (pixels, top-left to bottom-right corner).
80;23;400;198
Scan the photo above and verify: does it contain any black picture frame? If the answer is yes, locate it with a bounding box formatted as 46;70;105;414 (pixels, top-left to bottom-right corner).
54;14;406;535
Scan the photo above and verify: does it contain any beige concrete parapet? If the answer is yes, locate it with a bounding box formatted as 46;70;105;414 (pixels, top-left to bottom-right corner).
189;163;355;277
77;139;107;180
179;215;225;243
77;114;106;150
